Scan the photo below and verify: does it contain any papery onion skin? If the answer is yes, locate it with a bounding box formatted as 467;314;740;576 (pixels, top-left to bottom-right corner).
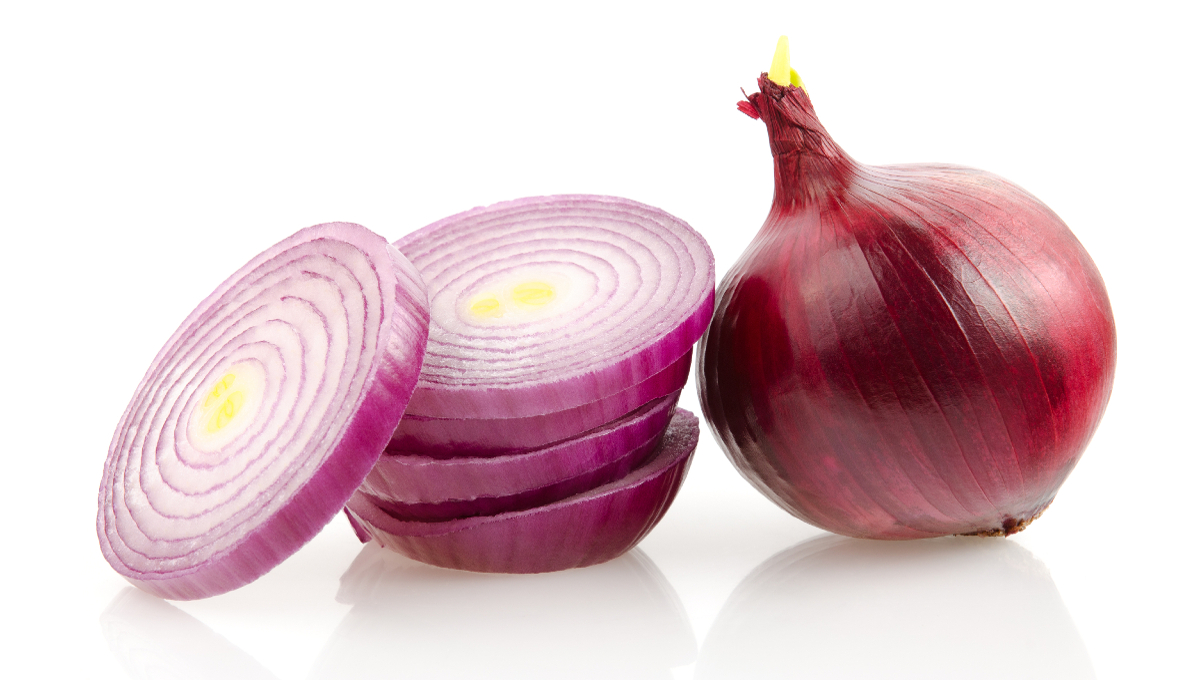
98;223;430;599
347;409;699;573
389;350;691;458
698;74;1116;539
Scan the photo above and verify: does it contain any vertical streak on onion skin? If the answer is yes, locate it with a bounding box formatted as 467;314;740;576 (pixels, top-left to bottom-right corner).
698;76;1116;539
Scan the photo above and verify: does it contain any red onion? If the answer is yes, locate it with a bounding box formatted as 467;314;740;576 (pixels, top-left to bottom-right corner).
698;40;1116;539
395;194;715;420
347;409;699;573
389;349;691;458
362;391;680;515
97;223;430;599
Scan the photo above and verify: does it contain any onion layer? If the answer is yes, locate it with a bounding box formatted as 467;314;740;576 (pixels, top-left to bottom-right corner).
388;349;690;457
97;223;430;599
364;391;680;507
395;195;714;419
347;409;699;573
699;58;1116;539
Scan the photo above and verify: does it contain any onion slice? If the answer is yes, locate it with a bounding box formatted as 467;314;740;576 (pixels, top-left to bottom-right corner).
360;391;680;520
396;195;714;419
388;349;691;457
347;409;699;573
97;222;430;600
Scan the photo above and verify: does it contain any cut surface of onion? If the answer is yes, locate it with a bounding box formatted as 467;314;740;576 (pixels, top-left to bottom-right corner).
396;195;714;419
348;409;699;573
361;391;680;517
97;222;430;600
389;349;691;457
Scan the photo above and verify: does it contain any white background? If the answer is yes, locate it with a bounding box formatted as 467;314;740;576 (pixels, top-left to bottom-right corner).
2;1;1196;678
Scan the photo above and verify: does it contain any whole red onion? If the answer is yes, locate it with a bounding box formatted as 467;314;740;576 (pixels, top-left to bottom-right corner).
698;46;1116;539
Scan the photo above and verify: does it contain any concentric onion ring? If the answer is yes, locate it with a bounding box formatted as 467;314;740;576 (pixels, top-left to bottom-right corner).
97;223;430;600
396;195;715;419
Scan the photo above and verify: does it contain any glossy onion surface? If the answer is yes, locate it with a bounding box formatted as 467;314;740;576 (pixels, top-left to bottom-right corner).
699;75;1116;539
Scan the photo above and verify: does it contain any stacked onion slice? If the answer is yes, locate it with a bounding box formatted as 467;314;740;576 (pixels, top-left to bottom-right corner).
97;223;430;600
349;195;715;572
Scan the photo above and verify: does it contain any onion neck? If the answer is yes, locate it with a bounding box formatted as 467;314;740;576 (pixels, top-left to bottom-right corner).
746;74;858;215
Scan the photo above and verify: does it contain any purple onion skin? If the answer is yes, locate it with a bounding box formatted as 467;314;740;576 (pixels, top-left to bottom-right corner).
348;410;699;573
699;76;1116;539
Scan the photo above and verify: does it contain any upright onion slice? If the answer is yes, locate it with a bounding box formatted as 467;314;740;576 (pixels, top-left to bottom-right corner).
396;195;715;419
97;222;430;600
388;349;691;457
347;409;700;573
360;391;681;520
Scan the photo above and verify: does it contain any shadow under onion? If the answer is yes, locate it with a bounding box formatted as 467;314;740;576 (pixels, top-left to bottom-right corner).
696;535;1095;680
100;588;280;680
308;543;696;679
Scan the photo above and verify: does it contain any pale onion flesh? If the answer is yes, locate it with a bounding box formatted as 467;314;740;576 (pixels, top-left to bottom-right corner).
395;195;715;419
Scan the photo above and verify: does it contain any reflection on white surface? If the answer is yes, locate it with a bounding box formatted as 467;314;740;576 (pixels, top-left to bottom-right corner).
100;588;280;680
309;544;696;679
697;535;1095;680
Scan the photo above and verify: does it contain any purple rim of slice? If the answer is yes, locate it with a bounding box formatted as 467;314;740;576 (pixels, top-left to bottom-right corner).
362;427;662;521
347;409;699;573
368;391;680;503
396;195;715;419
389;349;691;458
359;393;680;519
97;222;430;600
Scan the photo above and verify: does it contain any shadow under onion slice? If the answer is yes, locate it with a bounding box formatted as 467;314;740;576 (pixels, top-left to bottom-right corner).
348;409;699;573
312;546;696;680
101;588;280;680
97;223;430;600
